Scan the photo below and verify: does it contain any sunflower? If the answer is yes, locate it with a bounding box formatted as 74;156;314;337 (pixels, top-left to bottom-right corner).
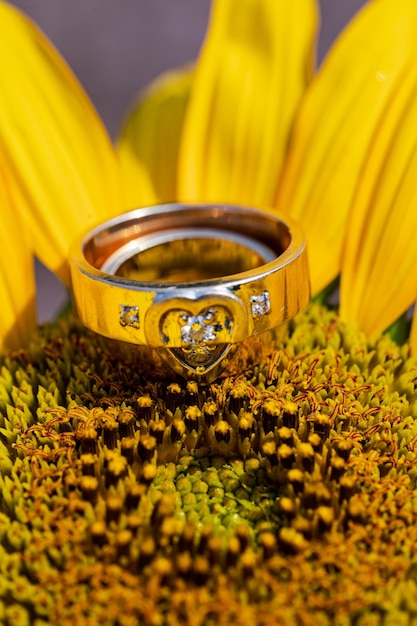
2;1;417;624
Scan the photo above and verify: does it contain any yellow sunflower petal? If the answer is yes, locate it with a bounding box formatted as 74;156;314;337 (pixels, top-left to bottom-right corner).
178;0;318;206
340;64;417;335
410;305;417;354
0;167;36;351
275;0;417;296
0;2;122;285
117;67;193;208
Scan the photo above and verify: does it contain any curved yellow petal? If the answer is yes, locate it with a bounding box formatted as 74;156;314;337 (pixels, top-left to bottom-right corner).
0;167;36;351
275;0;417;295
0;2;122;285
117;67;193;208
340;64;417;335
178;0;318;206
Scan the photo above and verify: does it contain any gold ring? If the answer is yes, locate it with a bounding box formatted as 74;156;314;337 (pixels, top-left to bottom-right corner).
69;203;310;382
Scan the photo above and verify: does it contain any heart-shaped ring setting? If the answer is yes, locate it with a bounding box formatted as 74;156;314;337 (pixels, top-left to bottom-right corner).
161;306;234;347
160;307;238;380
145;294;248;382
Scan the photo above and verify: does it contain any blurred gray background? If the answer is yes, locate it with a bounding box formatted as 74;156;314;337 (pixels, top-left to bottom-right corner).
9;0;366;322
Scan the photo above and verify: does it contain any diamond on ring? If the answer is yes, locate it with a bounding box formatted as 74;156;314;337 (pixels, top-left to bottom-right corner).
180;309;218;345
250;291;271;318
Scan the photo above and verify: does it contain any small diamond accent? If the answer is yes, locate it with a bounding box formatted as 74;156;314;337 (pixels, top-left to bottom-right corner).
119;305;140;329
180;309;218;345
250;291;271;318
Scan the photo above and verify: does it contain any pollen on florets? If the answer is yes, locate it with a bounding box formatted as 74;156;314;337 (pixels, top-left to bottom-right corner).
2;303;417;624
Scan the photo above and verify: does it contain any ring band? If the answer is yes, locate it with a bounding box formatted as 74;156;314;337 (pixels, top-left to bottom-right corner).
69;203;310;382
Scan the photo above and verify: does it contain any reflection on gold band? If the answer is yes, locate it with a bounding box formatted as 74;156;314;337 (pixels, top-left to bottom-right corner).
115;237;271;283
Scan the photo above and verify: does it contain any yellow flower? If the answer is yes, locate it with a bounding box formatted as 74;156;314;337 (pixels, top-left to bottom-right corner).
0;2;122;348
120;0;417;347
3;4;417;622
